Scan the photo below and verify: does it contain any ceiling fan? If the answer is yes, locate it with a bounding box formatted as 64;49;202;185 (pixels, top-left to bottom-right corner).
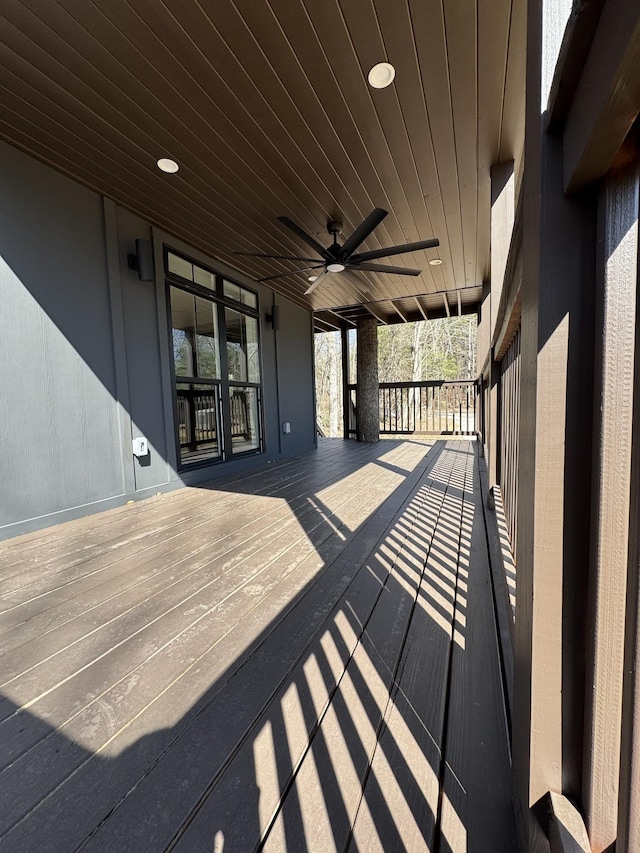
235;208;439;295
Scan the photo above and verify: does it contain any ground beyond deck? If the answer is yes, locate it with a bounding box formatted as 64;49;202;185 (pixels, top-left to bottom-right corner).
0;438;516;852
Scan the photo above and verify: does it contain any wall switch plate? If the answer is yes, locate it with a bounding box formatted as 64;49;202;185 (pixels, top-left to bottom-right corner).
132;437;149;457
282;422;291;434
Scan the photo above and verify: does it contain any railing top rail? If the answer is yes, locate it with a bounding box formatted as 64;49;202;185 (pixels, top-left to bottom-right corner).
347;379;477;390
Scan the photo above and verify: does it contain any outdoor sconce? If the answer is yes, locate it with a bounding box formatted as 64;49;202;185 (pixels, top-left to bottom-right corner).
127;238;155;281
266;304;280;330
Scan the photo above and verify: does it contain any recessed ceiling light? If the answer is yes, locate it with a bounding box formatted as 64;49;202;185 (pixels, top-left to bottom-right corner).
157;158;179;173
429;258;443;266
308;275;318;282
368;62;396;89
327;263;345;273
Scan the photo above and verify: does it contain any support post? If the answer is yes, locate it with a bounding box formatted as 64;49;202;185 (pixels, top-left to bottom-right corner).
490;161;515;343
487;163;514;489
489;355;501;488
583;162;638;851
620;162;640;852
512;0;597;846
356;316;379;443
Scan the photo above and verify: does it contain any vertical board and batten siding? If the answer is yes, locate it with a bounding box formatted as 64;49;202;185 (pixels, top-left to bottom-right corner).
499;327;521;556
0;143;125;530
271;299;316;456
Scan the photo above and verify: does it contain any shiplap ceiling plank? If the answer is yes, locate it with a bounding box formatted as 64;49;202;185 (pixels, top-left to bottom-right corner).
0;0;525;319
410;0;465;289
444;0;479;290
477;0;513;284
499;0;527;167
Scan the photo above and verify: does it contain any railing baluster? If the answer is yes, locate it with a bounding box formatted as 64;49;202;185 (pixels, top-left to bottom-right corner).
366;380;476;436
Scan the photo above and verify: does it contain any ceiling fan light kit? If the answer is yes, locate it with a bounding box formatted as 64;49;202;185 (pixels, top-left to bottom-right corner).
235;207;439;296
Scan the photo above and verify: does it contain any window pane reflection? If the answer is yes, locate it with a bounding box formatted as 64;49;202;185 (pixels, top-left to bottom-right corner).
168;253;194;281
171;286;220;380
226;308;260;383
176;383;221;465
224;279;257;309
193;265;215;290
171;287;194;375
194;295;220;379
230;386;260;453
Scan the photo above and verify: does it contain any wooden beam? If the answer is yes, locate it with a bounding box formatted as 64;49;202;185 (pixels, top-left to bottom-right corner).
362;302;388;325
415;296;429;322
477;282;491;373
546;0;608;133
490;161;515;342
563;0;640;192
390;300;409;322
327;308;356;327
548;792;591;853
313;315;341;332
442;292;450;318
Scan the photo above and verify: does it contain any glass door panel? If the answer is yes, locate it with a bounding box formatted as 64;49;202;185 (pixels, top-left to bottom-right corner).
229;386;260;454
176;383;222;465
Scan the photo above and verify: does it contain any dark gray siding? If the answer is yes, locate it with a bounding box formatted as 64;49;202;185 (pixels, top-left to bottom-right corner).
115;206;171;491
0;143;316;540
276;300;317;455
0;144;123;532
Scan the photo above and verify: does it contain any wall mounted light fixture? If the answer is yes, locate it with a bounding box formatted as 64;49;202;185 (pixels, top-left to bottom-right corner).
127;238;155;281
266;304;280;330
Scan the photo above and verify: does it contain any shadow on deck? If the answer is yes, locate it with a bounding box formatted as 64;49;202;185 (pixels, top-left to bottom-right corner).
0;438;516;852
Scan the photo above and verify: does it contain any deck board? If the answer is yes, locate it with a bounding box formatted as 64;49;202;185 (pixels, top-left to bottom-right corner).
0;438;515;851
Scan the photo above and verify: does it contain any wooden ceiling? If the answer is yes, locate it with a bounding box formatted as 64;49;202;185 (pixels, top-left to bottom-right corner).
0;0;525;323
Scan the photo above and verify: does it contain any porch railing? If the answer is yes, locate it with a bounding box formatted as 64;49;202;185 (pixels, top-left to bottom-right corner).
347;380;477;436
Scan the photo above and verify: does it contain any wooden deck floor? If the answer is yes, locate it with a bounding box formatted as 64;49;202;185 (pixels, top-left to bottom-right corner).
0;438;516;852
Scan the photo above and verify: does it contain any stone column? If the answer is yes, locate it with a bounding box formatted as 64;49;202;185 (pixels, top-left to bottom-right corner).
356;316;379;442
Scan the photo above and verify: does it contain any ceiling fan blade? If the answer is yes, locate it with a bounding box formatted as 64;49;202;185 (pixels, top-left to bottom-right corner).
339;208;388;260
341;269;374;301
304;270;328;296
235;251;322;262
350;238;440;263
350;262;421;276
259;265;324;282
278;216;328;258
